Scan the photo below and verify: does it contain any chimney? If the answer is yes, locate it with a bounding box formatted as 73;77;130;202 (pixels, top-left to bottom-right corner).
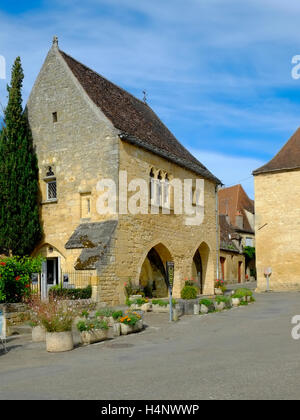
235;210;243;229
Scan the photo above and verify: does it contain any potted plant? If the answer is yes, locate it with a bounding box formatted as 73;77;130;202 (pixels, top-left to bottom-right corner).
199;298;214;314
77;318;109;345
29;320;46;342
119;312;143;335
32;299;77;352
127;297;151;312
152;299;176;313
214;279;226;295
214;296;231;311
231;294;241;307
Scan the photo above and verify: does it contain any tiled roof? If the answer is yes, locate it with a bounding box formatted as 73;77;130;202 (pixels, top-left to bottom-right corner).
253;127;300;175
60;50;221;183
218;184;254;233
219;215;240;253
65;220;118;270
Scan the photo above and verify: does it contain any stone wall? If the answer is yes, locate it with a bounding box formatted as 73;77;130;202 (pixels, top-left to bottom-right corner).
27;45;120;272
219;250;245;284
254;169;300;291
27;44;219;306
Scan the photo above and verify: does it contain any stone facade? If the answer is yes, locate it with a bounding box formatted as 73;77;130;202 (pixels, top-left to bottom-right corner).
27;41;219;305
254;170;300;291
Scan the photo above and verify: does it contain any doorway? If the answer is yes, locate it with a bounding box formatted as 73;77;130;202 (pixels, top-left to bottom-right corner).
41;257;60;299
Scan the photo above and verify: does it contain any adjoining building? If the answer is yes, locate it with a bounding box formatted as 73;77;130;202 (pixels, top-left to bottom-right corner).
253;128;300;292
27;38;221;304
218;185;255;284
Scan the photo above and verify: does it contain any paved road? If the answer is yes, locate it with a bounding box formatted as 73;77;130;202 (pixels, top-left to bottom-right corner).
1;291;300;400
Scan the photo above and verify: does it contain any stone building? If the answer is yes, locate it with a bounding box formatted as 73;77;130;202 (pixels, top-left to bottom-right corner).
253;128;300;292
218;185;255;283
27;38;221;304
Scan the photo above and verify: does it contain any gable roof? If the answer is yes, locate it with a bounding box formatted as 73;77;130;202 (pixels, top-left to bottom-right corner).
253;127;300;175
219;215;240;253
59;49;221;183
218;184;254;233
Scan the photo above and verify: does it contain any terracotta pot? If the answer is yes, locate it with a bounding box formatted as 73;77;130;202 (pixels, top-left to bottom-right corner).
46;331;74;352
80;329;108;345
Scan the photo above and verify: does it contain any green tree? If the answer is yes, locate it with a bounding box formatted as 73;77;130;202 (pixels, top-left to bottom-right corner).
0;57;42;256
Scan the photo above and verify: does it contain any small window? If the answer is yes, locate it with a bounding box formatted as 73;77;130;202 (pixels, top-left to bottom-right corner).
245;237;253;247
52;112;58;123
47;180;57;200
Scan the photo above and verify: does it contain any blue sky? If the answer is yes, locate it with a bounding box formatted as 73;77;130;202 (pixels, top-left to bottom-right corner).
1;0;300;198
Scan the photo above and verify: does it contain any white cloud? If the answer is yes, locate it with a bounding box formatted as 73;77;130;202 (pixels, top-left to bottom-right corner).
191;149;265;199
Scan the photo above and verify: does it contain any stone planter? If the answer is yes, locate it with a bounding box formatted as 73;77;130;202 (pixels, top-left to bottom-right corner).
107;322;121;339
46;331;74;352
32;325;46;342
214;288;223;295
232;298;240;307
193;304;200;315
120;320;143;335
80;329;108;345
214;301;225;311
152;304;169;313
246;296;252;302
200;304;209;314
141;303;151;312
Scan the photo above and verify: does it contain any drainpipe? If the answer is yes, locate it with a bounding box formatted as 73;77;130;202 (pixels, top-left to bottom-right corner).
215;184;220;281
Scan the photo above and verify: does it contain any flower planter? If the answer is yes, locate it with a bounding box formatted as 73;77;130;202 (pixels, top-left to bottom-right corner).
120;320;143;335
141;303;151;312
232;298;240;307
107;322;121;339
32;325;46;342
214;288;223;295
152;304;169;313
80;329;108;345
200;304;209;314
214;301;225;311
46;331;74;352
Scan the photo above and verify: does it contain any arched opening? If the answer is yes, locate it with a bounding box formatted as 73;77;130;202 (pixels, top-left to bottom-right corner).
192;250;203;293
192;242;210;295
139;243;172;298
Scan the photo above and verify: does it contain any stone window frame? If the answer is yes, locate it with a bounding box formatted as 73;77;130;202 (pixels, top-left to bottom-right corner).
149;167;171;210
43;168;58;204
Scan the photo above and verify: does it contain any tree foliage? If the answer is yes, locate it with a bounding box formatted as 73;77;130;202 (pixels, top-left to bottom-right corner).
0;57;42;256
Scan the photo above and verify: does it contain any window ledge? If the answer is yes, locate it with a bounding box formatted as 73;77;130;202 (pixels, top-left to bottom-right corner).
41;199;58;205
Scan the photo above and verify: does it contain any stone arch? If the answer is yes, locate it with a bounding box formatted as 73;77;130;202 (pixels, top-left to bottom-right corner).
139;242;173;298
32;241;66;260
192;241;213;295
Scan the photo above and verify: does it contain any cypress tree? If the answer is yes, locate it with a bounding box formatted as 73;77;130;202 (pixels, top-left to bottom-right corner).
0;57;42;256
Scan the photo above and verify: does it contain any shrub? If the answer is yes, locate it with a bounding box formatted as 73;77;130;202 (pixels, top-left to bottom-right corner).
128;297;149;306
49;285;92;300
112;310;123;320
29;298;79;332
77;318;108;332
152;299;177;307
181;285;198;300
236;288;253;297
95;308;114;318
119;312;141;326
215;296;231;305
0;256;44;303
199;298;213;307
